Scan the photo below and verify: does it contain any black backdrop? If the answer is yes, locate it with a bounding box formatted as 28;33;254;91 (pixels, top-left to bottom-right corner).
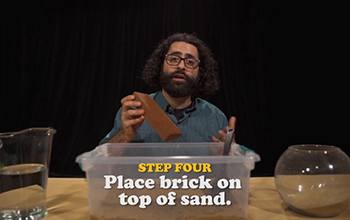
1;1;347;177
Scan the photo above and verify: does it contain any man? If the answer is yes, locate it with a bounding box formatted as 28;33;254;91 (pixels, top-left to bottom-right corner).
100;33;236;144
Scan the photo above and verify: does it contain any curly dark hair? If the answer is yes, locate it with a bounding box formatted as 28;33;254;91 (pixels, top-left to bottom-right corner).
142;33;220;97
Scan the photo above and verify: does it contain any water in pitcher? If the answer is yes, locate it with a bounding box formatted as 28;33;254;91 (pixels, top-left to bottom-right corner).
0;164;48;218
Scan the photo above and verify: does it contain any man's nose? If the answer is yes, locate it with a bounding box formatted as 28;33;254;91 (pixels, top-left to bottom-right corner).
177;59;186;69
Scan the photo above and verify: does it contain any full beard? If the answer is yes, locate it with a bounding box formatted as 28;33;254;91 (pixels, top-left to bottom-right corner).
159;70;198;98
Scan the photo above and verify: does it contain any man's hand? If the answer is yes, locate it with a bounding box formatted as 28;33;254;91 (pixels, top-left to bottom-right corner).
120;95;145;141
212;116;236;142
108;95;145;143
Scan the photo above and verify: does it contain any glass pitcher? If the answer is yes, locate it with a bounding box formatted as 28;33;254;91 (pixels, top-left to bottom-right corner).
0;127;56;220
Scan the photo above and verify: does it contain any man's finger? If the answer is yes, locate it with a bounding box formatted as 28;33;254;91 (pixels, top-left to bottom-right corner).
121;95;135;105
228;116;236;129
123;109;145;118
123;116;144;127
218;130;226;141
122;101;142;113
212;136;221;142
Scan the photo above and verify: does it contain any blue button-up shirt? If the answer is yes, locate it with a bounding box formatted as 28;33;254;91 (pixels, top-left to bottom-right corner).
100;91;228;144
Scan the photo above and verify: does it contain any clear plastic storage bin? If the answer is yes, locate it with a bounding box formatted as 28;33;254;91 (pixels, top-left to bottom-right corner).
76;142;260;220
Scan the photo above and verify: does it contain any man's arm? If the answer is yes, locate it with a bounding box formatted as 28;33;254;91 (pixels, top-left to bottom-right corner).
100;94;145;144
107;129;132;143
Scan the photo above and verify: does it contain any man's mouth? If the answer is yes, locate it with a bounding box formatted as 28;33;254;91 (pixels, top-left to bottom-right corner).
173;73;186;79
172;72;187;82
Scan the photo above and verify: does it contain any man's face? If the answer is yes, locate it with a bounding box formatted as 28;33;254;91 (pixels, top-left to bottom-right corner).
160;41;200;98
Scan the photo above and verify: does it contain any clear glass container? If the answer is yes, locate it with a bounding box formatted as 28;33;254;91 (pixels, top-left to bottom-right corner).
0;127;56;220
274;144;350;217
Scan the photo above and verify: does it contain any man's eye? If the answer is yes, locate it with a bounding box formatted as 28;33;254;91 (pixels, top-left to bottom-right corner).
186;59;195;65
170;57;179;62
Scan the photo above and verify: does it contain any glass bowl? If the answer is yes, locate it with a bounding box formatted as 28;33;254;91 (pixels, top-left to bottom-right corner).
274;144;350;217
